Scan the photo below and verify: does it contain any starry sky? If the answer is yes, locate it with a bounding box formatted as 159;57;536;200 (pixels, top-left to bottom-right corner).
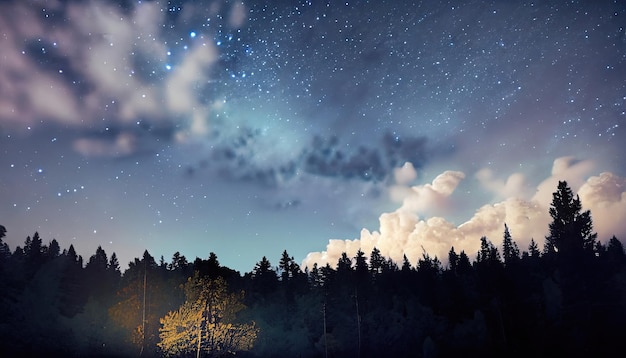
1;0;625;272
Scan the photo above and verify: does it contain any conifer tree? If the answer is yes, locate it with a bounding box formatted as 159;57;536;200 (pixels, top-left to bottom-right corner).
383;257;399;273
401;254;412;272
168;252;188;271
502;224;520;266
0;226;8;267
24;232;44;274
457;251;472;274
253;256;273;278
308;262;323;287
108;252;121;276
527;238;540;258
544;181;597;257
354;249;368;276
0;236;10;261
476;236;500;266
251;256;277;295
86;246;108;273
46;239;60;259
448;247;459;273
336;252;352;273
608;236;624;253
369;247;385;275
279;250;302;282
606;236;625;264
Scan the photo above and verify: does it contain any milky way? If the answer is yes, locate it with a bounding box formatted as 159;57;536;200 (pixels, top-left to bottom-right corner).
1;0;625;272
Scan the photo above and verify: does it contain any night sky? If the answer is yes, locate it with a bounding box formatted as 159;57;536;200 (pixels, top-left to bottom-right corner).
1;0;625;272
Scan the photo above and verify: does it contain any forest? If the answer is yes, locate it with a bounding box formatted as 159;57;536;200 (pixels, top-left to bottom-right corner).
1;181;625;357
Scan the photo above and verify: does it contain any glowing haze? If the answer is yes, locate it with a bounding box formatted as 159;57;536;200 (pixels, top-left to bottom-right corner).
1;0;624;272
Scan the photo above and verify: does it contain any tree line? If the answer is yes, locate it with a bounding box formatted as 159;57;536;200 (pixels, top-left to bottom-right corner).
0;181;625;357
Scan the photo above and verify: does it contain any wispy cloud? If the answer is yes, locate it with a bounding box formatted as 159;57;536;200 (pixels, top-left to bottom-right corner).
0;1;222;154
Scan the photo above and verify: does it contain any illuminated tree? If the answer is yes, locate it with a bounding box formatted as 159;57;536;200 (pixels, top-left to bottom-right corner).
158;300;202;356
108;251;175;355
159;274;258;357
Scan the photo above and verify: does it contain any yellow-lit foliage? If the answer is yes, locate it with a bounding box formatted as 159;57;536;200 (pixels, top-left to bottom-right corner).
158;274;258;357
108;285;142;330
158;301;203;355
108;264;180;353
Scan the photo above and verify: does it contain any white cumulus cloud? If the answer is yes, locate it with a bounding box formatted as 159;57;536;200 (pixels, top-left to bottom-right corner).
578;172;626;240
303;157;626;270
390;170;465;216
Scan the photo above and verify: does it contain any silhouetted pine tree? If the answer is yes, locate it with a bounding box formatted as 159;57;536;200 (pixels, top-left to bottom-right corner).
476;236;501;268
544;181;597;258
501;224;520;267
369;247;385;276
448;247;459;274
527;238;541;258
353;249;369;283
250;256;277;297
45;239;60;260
401;254;412;272
0;235;10;262
606;235;625;265
58;244;87;318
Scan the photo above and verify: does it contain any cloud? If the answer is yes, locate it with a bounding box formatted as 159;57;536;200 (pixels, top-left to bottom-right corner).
166;43;218;136
301;132;429;182
578;172;626;240
0;0;221;155
303;157;626;270
184;128;434;189
531;156;595;206
228;2;247;28
303;191;547;270
391;170;465;216
0;2;82;128
393;162;418;185
475;168;530;199
73;132;136;158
